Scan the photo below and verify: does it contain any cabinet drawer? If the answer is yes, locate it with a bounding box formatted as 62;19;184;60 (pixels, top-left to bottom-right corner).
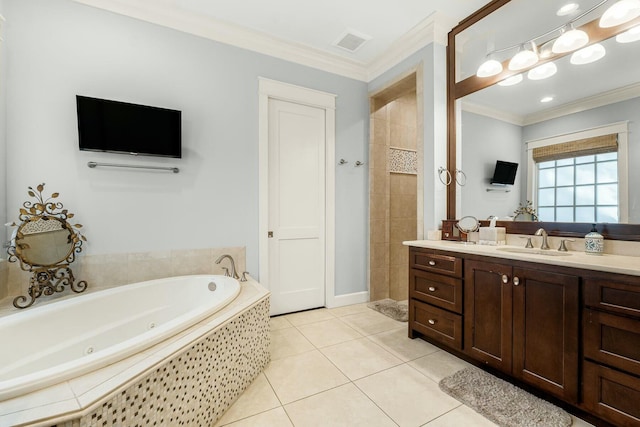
584;309;640;376
583;361;640;427
410;269;463;313
410;299;462;350
584;277;640;319
410;249;462;278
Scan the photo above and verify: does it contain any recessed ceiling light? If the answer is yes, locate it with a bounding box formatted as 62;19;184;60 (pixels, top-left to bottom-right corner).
557;3;579;16
616;24;640;43
570;43;606;64
528;62;558;80
497;74;523;86
540;96;554;103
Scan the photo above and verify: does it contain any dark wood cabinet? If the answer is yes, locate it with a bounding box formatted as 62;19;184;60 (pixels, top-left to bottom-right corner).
464;260;579;402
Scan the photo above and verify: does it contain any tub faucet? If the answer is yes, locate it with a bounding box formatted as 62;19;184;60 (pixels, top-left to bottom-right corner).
215;254;240;280
534;228;550;250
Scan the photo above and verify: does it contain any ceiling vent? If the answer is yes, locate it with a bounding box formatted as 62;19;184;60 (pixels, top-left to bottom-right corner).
333;28;371;53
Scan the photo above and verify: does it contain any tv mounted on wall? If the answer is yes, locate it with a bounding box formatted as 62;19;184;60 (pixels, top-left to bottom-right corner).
76;95;182;158
490;160;518;185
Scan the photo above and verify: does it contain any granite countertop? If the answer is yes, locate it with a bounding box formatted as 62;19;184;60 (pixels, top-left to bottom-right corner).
404;239;640;277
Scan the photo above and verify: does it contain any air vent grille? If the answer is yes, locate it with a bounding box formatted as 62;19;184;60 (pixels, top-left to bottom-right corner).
333;29;371;52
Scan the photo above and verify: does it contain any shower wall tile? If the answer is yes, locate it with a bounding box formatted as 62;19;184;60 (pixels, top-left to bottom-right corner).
0;261;7;301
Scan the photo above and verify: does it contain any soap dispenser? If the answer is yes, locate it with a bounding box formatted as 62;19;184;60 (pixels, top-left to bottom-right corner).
585;224;604;255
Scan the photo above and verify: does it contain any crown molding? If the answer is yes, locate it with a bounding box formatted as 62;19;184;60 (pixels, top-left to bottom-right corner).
461;100;524;126
71;0;369;81
523;82;640;126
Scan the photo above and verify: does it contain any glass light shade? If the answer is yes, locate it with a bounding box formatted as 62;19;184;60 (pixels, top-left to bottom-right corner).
570;43;606;64
540;96;554;103
497;74;523;86
552;27;589;53
527;62;558;80
557;3;579;16
508;45;539;70
616;25;640;42
476;59;503;77
599;0;640;28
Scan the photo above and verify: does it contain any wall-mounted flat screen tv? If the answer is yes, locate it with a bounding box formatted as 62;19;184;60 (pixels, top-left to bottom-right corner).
490;160;518;185
76;95;182;158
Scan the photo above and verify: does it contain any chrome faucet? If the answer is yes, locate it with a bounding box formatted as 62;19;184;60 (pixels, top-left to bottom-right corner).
534;228;550;250
215;254;240;280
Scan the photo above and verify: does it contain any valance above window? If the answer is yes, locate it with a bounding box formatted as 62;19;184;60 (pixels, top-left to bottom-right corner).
532;133;618;163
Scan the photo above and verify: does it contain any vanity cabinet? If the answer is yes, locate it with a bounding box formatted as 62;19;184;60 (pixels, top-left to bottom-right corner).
464;259;579;403
582;273;640;426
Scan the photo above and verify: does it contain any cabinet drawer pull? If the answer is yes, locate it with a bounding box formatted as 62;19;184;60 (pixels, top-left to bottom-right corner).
428;286;436;292
428;260;436;266
428;319;436;325
513;276;520;286
502;274;509;284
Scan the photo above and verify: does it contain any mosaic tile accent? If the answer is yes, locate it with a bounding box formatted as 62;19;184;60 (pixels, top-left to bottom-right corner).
66;298;270;427
389;147;417;175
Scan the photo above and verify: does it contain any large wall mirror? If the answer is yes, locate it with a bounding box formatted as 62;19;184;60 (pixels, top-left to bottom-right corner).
447;0;640;240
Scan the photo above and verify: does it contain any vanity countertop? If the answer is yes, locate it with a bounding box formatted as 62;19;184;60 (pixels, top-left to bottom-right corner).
404;240;640;277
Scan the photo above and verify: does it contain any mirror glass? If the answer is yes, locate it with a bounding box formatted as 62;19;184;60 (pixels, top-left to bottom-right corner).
15;218;74;266
454;0;640;223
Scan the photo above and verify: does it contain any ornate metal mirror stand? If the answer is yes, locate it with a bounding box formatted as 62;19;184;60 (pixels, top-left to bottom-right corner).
7;183;88;308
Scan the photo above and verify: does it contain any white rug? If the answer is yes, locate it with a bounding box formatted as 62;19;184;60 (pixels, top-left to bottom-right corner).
439;367;572;427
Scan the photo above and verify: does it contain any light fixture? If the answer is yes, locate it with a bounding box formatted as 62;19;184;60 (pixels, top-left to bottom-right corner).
599;0;640;27
476;56;503;77
497;74;523;86
527;62;558;80
509;43;539;70
616;24;640;42
552;24;589;53
540;96;554;103
570;43;606;64
557;3;580;16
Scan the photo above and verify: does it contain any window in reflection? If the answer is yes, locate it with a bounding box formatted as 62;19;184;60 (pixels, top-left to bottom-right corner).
537;153;619;222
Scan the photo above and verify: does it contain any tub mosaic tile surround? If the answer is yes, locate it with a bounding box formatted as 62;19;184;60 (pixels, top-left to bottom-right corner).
0;246;246;314
0;279;270;427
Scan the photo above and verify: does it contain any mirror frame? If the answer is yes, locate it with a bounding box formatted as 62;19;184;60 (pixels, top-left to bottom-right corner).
446;0;640;241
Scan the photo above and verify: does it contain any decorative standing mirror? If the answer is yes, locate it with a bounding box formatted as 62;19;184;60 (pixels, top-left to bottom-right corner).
7;183;88;308
456;215;479;244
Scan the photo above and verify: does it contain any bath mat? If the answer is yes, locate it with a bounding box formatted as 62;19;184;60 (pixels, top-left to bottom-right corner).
439;367;572;427
367;299;408;322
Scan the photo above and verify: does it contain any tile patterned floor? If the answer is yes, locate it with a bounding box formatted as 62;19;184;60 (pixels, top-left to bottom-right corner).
215;304;594;427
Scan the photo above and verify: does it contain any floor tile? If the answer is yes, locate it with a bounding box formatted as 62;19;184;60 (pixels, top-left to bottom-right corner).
270;327;314;360
408;350;472;383
328;303;370;317
297;318;363;348
355;364;461;427
270;316;294;331
423;405;498;427
571;416;596;427
264;350;349;404
283;308;335;326
321;337;403;380
284;383;397;427
220;407;293;427
368;327;440;362
340;310;405;336
215;373;281;426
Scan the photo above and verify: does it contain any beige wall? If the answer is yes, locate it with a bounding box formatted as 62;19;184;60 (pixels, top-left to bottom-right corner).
370;87;417;302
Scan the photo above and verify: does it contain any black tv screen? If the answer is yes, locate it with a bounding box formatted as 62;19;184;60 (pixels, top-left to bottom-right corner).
76;95;181;158
490;160;518;185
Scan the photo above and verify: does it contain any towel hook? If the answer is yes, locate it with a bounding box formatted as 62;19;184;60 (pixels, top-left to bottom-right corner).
355;160;365;167
338;158;348;165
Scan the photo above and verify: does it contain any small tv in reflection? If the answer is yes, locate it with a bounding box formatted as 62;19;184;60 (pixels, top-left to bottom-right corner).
490;160;518;185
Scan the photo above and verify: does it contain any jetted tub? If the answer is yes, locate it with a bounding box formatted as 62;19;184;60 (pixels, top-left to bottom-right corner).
0;274;240;401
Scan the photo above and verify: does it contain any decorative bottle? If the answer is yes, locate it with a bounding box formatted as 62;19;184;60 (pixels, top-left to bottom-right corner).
585;224;604;255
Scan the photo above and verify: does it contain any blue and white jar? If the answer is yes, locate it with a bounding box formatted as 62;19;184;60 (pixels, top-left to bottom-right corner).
585;224;604;255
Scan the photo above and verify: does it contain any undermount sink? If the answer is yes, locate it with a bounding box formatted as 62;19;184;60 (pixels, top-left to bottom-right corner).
495;247;573;257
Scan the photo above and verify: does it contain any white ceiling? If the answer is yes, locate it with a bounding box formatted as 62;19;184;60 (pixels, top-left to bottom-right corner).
72;0;491;81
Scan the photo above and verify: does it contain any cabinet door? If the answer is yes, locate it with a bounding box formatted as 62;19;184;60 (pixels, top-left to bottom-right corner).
512;267;579;403
464;259;513;373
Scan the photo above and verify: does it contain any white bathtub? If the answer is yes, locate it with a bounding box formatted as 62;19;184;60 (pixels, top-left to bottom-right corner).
0;274;240;401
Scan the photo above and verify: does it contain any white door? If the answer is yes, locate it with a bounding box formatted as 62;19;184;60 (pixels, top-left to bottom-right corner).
268;99;326;315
